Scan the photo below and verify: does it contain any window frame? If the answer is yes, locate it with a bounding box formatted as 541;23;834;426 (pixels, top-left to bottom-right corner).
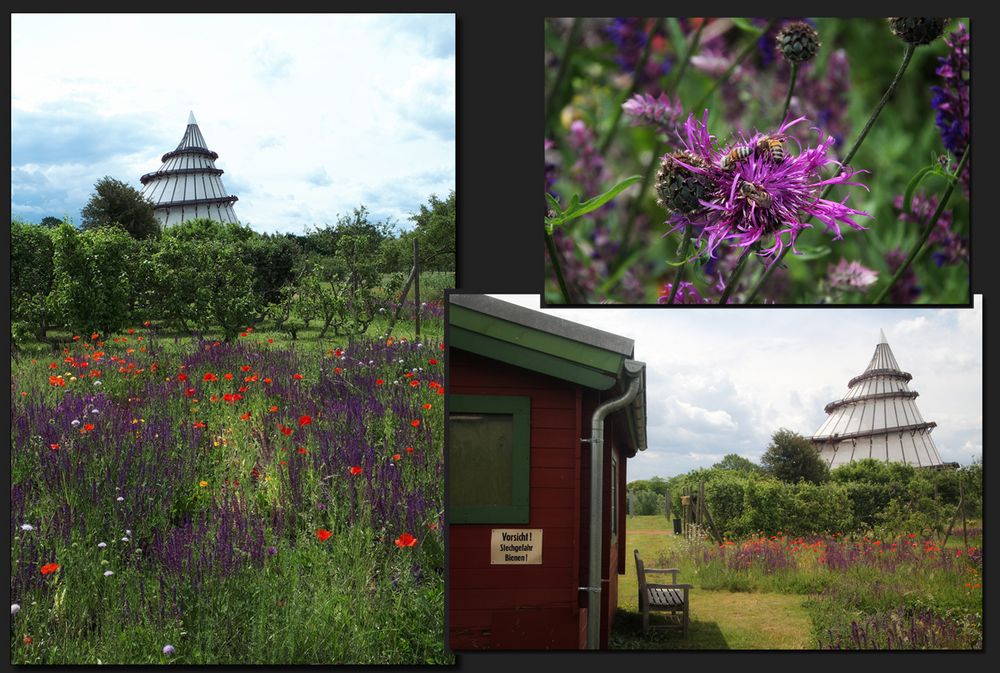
448;394;531;524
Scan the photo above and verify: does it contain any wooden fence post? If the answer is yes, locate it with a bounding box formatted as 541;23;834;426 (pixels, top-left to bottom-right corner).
413;238;420;340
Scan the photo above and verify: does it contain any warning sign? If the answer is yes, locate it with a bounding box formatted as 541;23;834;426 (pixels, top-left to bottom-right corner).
490;528;542;564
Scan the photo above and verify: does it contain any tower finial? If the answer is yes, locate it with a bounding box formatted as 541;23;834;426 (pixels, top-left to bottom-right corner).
879;329;887;344
188;110;197;125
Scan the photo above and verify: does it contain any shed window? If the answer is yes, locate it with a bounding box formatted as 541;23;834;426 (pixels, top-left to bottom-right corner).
449;395;530;523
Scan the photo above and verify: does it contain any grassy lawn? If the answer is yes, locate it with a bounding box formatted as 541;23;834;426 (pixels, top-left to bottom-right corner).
613;515;812;649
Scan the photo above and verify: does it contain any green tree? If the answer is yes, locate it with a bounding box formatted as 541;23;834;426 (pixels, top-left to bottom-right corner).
50;224;136;334
410;191;455;272
40;216;63;228
713;454;762;473
11;220;56;343
761;428;830;484
81;176;161;240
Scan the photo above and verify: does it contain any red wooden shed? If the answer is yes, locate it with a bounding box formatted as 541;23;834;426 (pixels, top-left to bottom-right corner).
447;294;647;650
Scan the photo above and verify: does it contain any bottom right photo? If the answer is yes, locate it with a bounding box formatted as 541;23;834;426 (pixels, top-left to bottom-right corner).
446;293;983;651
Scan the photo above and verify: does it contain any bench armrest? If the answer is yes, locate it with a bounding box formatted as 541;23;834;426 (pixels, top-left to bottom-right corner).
645;567;680;573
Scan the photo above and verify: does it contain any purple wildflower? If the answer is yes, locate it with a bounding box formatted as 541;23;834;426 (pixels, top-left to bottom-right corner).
884;248;922;304
893;193;967;267
827;259;878;291
162;644;175;655
931;23;969;193
545;139;559;216
663;112;870;262
606;18;671;86
567;120;607;199
622;92;682;129
657;281;712;305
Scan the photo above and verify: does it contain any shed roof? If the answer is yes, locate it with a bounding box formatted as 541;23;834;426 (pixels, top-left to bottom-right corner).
449;294;646;454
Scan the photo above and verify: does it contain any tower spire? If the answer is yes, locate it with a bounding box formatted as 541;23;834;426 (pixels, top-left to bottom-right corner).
879;328;887;344
188;110;198;125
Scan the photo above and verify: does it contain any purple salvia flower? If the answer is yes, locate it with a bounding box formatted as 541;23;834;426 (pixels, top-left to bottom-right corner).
664;112;870;263
622;92;682;128
567;120;606;199
931;23;969;193
606;18;672;86
827;259;878;290
884;248;922;304
893;192;968;267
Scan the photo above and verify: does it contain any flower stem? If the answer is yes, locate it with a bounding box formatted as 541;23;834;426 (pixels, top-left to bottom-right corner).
622;19;775;259
744;41;917;304
599;18;665;157
666;20;706;96
665;224;693;304
718;244;755;304
544;230;576;304
544;19;582;137
780;61;799;124
872;146;969;305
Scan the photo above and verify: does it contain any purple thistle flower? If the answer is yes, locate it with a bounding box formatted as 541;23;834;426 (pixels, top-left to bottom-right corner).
664;112;870;263
827;259;878;291
622;92;682;129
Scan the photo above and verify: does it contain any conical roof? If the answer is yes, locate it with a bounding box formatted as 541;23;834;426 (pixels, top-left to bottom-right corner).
140;112;239;227
811;331;943;468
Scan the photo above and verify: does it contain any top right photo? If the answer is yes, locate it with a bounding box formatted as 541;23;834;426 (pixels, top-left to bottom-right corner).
544;17;970;305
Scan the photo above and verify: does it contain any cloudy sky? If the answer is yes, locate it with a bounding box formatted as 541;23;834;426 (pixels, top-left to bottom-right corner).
488;295;983;481
11;14;455;234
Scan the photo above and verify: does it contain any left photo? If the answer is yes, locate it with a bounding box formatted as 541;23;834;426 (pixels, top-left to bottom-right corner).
10;13;454;664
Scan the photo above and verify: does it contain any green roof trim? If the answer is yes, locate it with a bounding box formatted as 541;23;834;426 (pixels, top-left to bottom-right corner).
451;326;618;390
451;304;623;376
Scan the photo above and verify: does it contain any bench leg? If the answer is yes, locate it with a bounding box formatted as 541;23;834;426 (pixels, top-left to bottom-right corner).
642;610;649;635
682;605;689;638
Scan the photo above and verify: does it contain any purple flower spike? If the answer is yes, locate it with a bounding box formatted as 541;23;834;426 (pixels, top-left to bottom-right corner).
827;259;878;290
657;281;712;305
622;92;682;128
663;113;871;263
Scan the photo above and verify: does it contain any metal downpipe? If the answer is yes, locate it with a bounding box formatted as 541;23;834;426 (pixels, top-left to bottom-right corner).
583;361;644;649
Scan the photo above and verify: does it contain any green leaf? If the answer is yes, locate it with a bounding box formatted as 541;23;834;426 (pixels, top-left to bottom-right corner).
545;193;561;213
902;164;938;216
730;18;757;32
546;176;641;230
793;244;831;261
665;18;686;58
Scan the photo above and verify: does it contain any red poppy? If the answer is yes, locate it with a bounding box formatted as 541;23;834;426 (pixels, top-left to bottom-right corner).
91;332;99;340
392;453;402;461
241;365;252;372
423;403;432;410
240;332;248;337
334;367;343;374
238;386;248;393
349;466;363;476
203;373;217;382
50;443;60;451
315;528;332;541
428;358;438;365
224;373;234;381
437;388;444;396
178;373;188;381
410;419;421;428
334;348;343;357
292;373;303;380
240;412;252;421
193;421;206;429
23;635;32;645
409;380;420;388
48;362;57;369
439;342;445;350
299;415;312;427
375;378;384;386
264;377;272;384
297;447;308;455
144;320;152;327
269;405;279;412
40;562;60;575
185;388;196;397
128;328;135;334
82;423;95;433
280;425;293;436
406;446;414;454
394;533;418;548
210;395;219;403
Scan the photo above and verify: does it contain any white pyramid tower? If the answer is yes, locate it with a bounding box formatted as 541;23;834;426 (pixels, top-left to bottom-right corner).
140;112;239;227
811;331;943;468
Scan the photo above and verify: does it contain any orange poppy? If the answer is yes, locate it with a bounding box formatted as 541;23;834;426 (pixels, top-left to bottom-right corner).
40;562;60;575
349;466;363;476
394;533;418;548
315;528;332;541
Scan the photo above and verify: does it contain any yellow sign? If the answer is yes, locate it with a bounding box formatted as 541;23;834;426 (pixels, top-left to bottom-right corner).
490;528;542;565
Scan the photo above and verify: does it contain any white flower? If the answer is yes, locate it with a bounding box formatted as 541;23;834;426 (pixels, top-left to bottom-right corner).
98;542;107;548
91;407;100;412
11;604;20;616
103;570;114;577
116;496;124;502
93;380;102;387
19;524;34;532
121;537;130;542
126;529;132;536
71;419;81;427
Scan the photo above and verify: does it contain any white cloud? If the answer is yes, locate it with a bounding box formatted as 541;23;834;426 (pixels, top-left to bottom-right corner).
11;13;455;232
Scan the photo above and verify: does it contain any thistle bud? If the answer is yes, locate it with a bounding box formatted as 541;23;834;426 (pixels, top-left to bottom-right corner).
777;21;821;64
888;17;948;45
655;151;715;214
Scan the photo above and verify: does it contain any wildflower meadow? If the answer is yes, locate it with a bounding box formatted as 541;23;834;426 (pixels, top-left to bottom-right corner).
10;323;448;664
544;18;969;304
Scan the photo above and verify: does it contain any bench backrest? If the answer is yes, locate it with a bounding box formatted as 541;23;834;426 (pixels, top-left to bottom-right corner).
634;549;647;595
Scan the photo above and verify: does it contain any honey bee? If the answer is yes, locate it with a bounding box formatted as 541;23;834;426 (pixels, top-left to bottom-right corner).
739;180;772;209
719;145;753;170
756;135;786;162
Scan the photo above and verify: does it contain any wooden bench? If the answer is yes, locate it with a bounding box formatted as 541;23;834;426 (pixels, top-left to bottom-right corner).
634;549;692;637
